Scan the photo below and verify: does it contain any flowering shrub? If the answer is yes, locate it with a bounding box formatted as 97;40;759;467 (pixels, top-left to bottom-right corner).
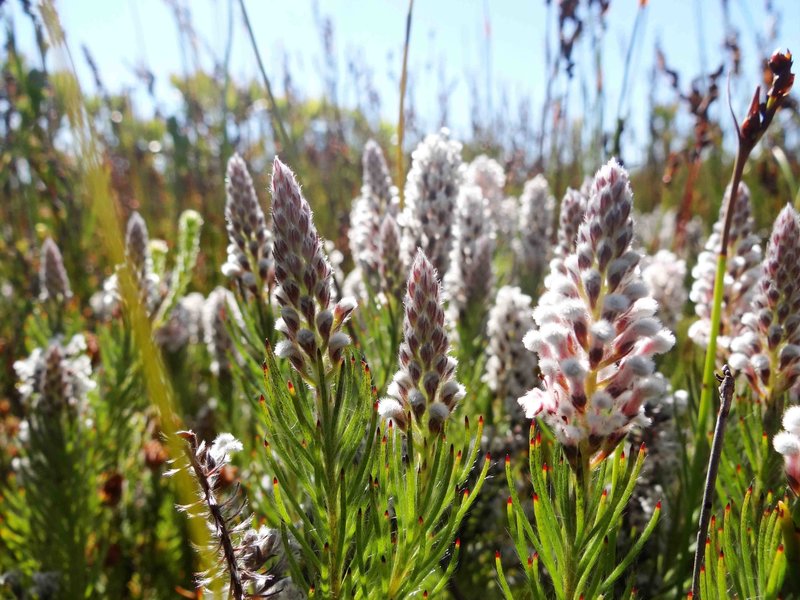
2;8;800;599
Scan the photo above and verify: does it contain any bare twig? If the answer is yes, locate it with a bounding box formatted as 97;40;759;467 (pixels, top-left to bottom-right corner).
396;0;414;210
690;365;734;597
238;0;295;161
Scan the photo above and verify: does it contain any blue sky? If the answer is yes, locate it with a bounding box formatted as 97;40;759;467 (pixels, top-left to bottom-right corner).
6;0;800;163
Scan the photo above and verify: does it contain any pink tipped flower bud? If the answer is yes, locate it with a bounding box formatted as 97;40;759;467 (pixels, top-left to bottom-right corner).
379;214;406;300
271;157;356;375
379;250;465;432
518;159;674;465
14;334;95;416
515;174;555;279
729;204;800;400
555;188;587;261
401;129;464;275
483;286;538;420
466;155;511;235
445;185;495;317
39;237;72;304
349;141;400;291
221;154;273;295
641;250;687;329
125;211;151;282
689;183;762;353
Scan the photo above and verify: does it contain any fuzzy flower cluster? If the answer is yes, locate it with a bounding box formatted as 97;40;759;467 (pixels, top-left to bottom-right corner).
400;129;464;275
518;159;675;460
379;250;465;434
175;431;296;599
515;174;555;277
483;286;538;417
154;292;205;352
641;250;687;329
465;154;513;235
773;406;800;495
444;185;495;317
14;334;95;415
93;212;163;317
348;140;403;295
689;183;762;351
221;154;273;296
729;205;800;400
554;188;587;262
271;158;356;378
39;238;72;304
634;207;704;258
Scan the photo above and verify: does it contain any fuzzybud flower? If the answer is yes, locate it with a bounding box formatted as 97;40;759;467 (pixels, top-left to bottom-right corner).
39;238;72;304
518;159;674;464
641;250;687;329
379;214;405;300
466;154;510;235
634;207;705;259
202;288;243;375
155;292;205;352
554;188;587;261
379;250;465;433
773;405;800;495
125;211;151;282
445;185;495;318
349;141;401;292
122;212;162;313
271;158;356;377
221;154;273;295
175;431;289;598
729;205;800;400
400;129;464;275
483;286;538;419
689;183;762;352
515;174;555;279
14;334;95;415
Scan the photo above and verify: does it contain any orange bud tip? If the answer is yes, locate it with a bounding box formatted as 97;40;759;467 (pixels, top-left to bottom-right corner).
273;477;278;485
656;500;662;510
455;538;461;548
463;489;470;498
259;394;265;404
778;544;785;553
479;415;484;425
527;555;533;566
495;550;501;559
533;493;539;502
485;452;491;462
507;496;512;506
719;551;724;558
418;516;423;525
505;454;511;464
